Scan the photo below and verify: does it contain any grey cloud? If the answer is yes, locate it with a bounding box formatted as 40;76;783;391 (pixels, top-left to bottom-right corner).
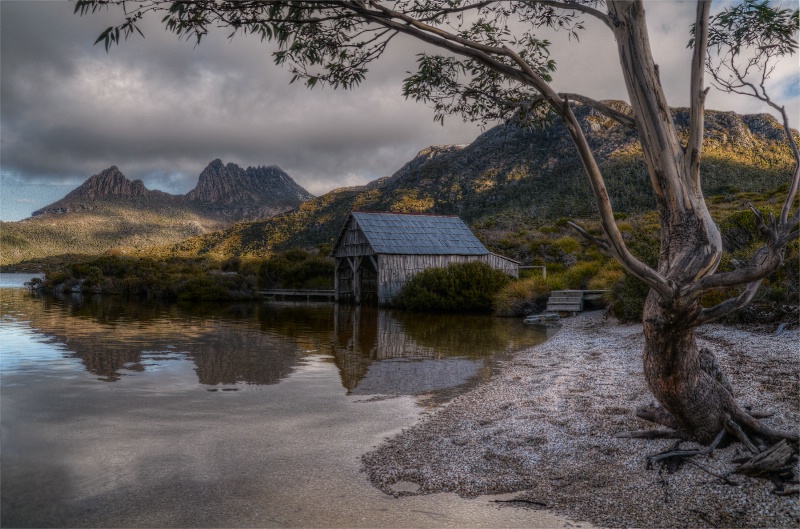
0;1;483;195
1;0;797;200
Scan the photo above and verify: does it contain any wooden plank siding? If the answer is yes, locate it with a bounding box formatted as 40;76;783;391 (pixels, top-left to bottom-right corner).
377;253;518;306
333;219;375;258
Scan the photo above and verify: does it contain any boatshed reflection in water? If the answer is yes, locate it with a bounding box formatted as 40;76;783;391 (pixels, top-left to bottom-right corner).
2;292;552;396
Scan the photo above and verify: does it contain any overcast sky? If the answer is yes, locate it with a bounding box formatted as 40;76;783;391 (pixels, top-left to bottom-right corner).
1;0;797;197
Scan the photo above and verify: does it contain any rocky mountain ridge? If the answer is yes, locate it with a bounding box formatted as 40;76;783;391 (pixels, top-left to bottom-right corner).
1;160;314;267
33;160;313;219
161;102;797;260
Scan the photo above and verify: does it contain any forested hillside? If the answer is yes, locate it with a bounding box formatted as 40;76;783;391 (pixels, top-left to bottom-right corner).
154;103;796;261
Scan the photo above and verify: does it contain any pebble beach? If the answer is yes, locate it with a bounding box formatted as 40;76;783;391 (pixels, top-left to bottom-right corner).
363;312;799;528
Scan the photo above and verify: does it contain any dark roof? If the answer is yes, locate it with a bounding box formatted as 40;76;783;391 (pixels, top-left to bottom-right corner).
340;212;489;255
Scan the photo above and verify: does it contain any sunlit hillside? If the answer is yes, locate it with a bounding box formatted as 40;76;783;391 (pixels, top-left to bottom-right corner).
147;104;797;261
1;161;312;266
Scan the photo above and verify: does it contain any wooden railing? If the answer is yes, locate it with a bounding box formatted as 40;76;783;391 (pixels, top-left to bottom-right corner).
259;289;335;301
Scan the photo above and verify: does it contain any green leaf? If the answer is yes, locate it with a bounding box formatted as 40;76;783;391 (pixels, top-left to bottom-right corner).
94;27;112;46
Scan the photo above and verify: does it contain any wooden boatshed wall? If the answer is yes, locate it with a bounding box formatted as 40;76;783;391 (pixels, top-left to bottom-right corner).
334;217;376;304
334;218;374;258
377;253;518;306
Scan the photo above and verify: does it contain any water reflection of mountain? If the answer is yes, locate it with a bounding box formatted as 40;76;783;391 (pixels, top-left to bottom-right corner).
3;291;550;394
9;294;303;385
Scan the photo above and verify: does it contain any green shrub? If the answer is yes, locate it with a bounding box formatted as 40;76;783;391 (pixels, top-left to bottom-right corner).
494;260;614;317
176;276;229;301
258;251;334;289
281;257;334;289
561;260;603;289
284;248;310;262
398;261;512;313
44;269;71;287
587;264;624;290
175;273;256;301
607;273;650;322
553;236;581;255
82;266;105;289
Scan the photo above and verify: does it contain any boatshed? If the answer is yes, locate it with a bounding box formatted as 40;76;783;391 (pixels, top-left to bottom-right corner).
331;211;518;305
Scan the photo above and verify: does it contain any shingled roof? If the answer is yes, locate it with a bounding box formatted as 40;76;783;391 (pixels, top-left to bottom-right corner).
338;212;489;255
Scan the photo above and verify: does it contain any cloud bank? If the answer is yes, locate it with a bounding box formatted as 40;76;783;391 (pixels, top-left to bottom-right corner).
1;1;797;198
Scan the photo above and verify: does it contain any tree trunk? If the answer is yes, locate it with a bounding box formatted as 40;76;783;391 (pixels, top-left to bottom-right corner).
607;0;740;445
641;291;741;444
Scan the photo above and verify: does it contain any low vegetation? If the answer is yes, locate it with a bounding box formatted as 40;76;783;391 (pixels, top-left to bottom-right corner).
37;248;333;301
489;185;799;323
396;261;512;313
0;202;227;267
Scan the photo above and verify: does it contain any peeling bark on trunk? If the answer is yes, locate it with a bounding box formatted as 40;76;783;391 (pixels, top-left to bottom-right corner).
609;0;723;290
641;292;739;444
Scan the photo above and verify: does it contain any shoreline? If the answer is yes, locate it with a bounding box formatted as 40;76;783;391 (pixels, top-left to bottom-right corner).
363;311;799;528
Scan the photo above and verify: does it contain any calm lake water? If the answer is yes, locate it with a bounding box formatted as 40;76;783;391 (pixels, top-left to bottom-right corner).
0;275;561;528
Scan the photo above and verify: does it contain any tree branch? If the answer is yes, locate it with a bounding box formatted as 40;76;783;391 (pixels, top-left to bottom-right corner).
567;221;611;253
413;0;498;22
695;280;762;325
685;0;711;189
525;0;613;30
493;42;671;297
366;1;509;57
687;203;798;296
336;3;555;102
559;93;636;129
555;107;672;296
687;243;789;294
774;104;800;225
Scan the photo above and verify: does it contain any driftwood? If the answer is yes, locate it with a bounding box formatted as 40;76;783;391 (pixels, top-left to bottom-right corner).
490;498;547;507
735;439;796;477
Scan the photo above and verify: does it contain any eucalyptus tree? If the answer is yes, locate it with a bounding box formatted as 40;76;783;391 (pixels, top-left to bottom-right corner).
77;0;799;459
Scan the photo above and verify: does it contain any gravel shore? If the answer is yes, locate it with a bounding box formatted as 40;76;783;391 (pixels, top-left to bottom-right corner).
363;312;799;528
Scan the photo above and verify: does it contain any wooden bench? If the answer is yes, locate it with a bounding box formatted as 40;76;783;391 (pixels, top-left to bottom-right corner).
546;290;584;312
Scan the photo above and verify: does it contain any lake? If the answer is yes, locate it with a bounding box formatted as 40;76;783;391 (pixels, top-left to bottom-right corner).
0;274;567;527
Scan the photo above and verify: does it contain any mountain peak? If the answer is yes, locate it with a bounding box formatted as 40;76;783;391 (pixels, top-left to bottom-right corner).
65;166;147;200
186;160;313;206
31;166;149;215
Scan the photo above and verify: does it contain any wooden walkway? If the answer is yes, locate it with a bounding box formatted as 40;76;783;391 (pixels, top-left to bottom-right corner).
546;289;608;312
526;289;608;324
259;289;335;301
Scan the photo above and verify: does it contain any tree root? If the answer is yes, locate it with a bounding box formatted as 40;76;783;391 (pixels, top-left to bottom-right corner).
745;408;774;419
732;409;799;443
615;429;682;439
725;418;758;453
647;429;728;472
635;418;800;494
635;403;679;430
